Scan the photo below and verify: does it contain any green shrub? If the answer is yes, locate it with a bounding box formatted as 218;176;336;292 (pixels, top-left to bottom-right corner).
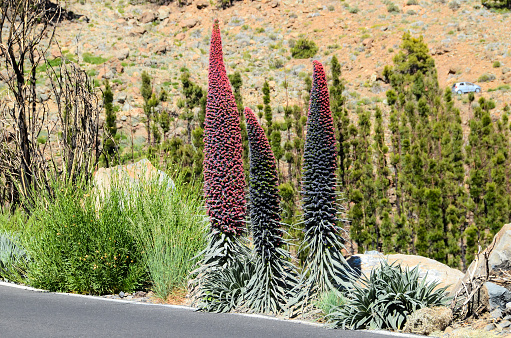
387;2;400;12
477;73;496;82
82;52;108;65
327;260;449;330
24;181;147;295
348;6;359;13
130;175;206;300
290;38;318;59
448;0;460;10
406;0;419;4
493;60;501;68
317;290;348;316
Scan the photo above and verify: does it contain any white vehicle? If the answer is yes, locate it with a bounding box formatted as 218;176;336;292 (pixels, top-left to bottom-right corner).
451;82;482;94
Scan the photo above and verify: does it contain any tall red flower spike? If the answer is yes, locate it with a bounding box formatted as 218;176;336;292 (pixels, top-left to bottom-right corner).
203;19;246;236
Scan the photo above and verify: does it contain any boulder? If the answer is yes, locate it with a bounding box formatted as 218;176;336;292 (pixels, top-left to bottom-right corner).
179;18;199;29
450;224;511;315
115;48;130;61
93;159;174;200
157;6;171;21
346;252;464;292
486;282;511;312
404;306;452;335
139;11;157;24
196;0;209;9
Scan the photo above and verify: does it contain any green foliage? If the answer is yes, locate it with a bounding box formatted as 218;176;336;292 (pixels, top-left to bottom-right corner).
327;261;449;330
23;182;147;295
493;60;501;68
477;73;496;82
82;52;108;65
482;0;511;9
103;80;118;165
290;38;319;59
130;174;206;300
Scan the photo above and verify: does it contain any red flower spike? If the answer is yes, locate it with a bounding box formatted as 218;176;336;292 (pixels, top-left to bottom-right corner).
204;20;246;236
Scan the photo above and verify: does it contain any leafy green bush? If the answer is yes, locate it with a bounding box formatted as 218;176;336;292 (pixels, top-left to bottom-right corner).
82;52;108;65
387;2;400;13
24;182;147;295
290;38;318;59
316;290;348;316
477;73;496;82
327;260;449;330
493;60;501;68
406;0;419;4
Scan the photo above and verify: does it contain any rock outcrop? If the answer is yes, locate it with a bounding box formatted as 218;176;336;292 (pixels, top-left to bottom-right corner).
404;306;453;335
346;252;464;292
450;224;511;316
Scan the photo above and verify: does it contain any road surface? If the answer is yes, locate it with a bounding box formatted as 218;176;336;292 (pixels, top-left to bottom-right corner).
0;283;415;338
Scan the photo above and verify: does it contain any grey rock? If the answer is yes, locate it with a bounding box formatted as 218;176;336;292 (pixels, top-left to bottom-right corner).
507;302;511;310
119;291;125;298
486;282;511;311
115;48;130;61
196;0;209;9
308;12;321;18
116;93;127;104
501;320;511;328
504;315;511;321
120;116;127;122
139;11;157;24
411;21;424;27
157;7;171;21
179;18;199;29
490;308;503;320
484;323;496;331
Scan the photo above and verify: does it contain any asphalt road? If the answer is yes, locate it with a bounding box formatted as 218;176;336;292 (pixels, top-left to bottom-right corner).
0;283;413;338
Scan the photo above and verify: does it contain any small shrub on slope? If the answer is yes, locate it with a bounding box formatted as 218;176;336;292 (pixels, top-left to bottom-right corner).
290;39;319;59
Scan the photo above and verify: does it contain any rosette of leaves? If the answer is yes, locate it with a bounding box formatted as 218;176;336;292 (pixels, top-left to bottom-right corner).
243;107;298;314
0;231;28;283
297;61;352;305
326;260;449;330
192;19;249;312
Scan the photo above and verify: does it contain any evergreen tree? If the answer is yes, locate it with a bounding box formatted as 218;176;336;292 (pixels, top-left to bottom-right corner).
262;80;272;135
103;80;117;167
141;71;153;146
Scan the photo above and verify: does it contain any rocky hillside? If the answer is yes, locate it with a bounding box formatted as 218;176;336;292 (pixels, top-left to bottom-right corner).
49;0;511;142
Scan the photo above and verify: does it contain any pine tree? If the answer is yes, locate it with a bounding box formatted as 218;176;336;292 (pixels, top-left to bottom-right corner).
141;71;153;146
103;80;117;167
262;80;272;135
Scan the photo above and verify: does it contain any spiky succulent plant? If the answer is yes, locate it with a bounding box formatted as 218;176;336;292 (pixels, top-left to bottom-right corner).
243;107;298;314
192;20;248;311
298;60;351;302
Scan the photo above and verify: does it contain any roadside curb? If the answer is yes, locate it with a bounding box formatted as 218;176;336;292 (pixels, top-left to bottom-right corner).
0;281;420;337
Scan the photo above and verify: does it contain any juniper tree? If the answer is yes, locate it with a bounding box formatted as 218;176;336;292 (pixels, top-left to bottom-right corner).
103;80;117;167
141;71;153;146
262;80;272;135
